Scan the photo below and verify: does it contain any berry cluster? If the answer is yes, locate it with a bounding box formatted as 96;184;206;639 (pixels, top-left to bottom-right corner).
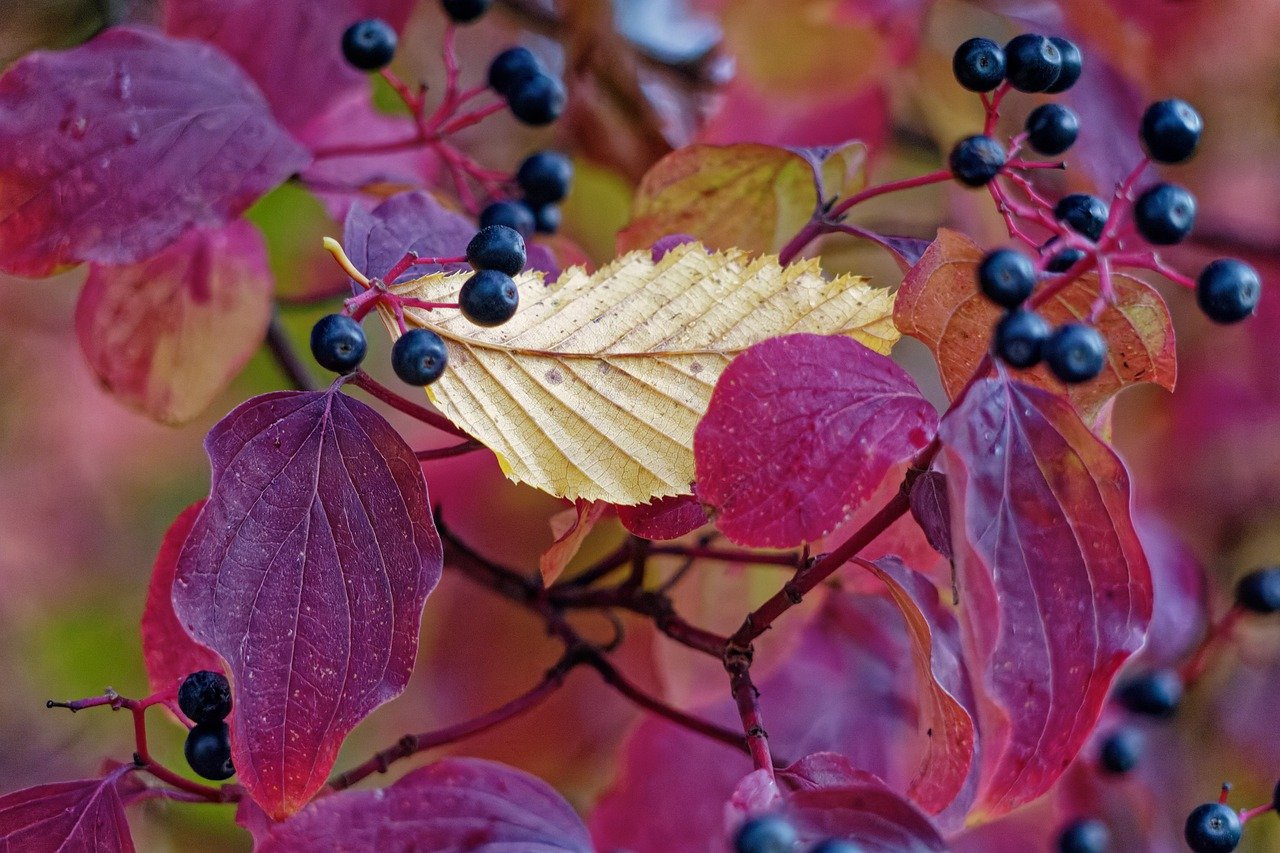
178;670;235;781
948;34;1263;385
733;815;863;853
479;149;574;237
487;45;567;127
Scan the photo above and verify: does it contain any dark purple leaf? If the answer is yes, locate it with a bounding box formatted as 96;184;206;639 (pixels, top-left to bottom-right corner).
616;494;709;540
908;470;952;560
173;386;443;818
695;333;938;547
937;375;1153;817
0;770;135;852
342;190;474;287
0;26;309;277
259;758;592;851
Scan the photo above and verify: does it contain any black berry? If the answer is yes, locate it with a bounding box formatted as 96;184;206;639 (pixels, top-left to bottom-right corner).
441;0;491;24
391;329;448;386
1044;37;1083;93
1196;259;1260;324
508;74;566;126
1098;726;1143;775
459;269;520;327
516;150;573;205
341;19;396;71
733;814;797;853
1140;99;1203;164
466;225;526;276
530;202;561;234
184;722;235;781
978;248;1036;308
1044;322;1107;384
310;314;367;374
808;841;863;853
952;37;1006;92
1184;803;1242;853
994;308;1051;368
1057;818;1110;853
488;47;542;96
1235;567;1280;614
1134;183;1196;245
1004;34;1062;92
479;199;536;238
1046;247;1086;273
1113;669;1183;718
178;670;231;725
1026;103;1079;156
1054;193;1109;242
949;135;1005;187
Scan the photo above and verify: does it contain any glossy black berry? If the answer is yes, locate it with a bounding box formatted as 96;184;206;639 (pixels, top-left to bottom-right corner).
184;722;235;781
952;37;1006;92
488;47;542;96
178;670;231;725
1184;803;1242;853
441;0;491;24
391;329;448;386
479;199;536;238
1044;37;1083;93
994;308;1051;368
1026;104;1079;156
1046;247;1086;273
530;202;561;234
1054;193;1109;242
459;269;520;327
310;314;367;374
341;19;397;71
1044;322;1107;384
1004;34;1062;92
466;225;526;276
949;135;1005;187
1196;259;1260;324
517;151;573;205
1235;567;1280;614
978;248;1036;308
508;74;566;126
1057;818;1110;853
1098;727;1143;775
1114;669;1183;718
733;814;797;853
1134;183;1196;245
1140;99;1203;164
808;840;864;853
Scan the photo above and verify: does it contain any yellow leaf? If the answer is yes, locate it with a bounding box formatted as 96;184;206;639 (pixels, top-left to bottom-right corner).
376;242;898;505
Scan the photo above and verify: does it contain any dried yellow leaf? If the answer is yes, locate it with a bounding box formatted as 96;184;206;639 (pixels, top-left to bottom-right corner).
376;242;898;505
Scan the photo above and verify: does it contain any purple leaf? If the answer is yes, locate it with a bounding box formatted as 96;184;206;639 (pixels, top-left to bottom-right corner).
162;0;416;134
173;386;443;819
908;470;953;560
695;334;938;547
258;758;592;851
937;375;1153;817
342;190;474;286
0;770;135;852
616;494;709;540
0;26;309;277
1134;513;1209;667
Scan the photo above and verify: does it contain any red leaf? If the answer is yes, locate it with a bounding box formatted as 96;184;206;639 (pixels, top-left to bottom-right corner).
163;0;416;134
695;334;937;547
342;190;474;285
616;494;708;540
258;758;592;851
0;770;135;852
140;500;222;695
0;26;309;277
75;221;274;425
937;375;1153;817
539;500;611;586
173;387;443;818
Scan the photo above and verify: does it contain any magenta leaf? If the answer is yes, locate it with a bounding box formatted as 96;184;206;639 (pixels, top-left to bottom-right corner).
0;770;135;852
172;386;443;818
937;375;1153;817
163;0;416;134
343;190;475;286
140;500;223;695
695;334;937;547
0;26;309;277
908;470;953;560
259;758;592;851
75;220;274;425
616;494;708;540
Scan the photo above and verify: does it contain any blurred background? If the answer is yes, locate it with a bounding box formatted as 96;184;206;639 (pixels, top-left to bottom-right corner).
1;0;1279;849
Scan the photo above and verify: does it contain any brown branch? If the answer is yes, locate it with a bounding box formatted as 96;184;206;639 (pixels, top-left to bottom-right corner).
264;313;318;392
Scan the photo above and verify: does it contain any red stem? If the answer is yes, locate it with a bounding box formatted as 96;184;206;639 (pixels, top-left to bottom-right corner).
415;440;485;461
439;101;508;136
728;662;774;776
346;370;472;439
